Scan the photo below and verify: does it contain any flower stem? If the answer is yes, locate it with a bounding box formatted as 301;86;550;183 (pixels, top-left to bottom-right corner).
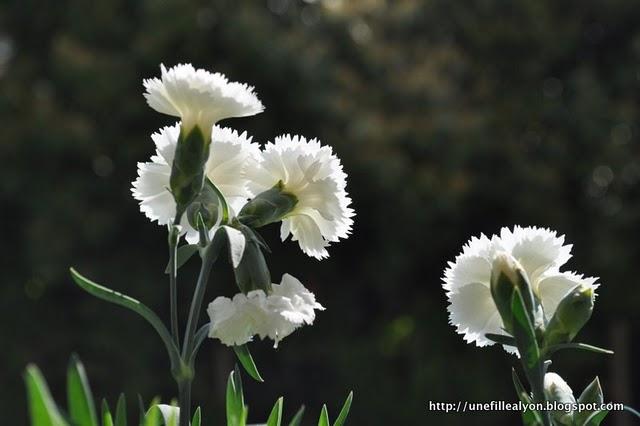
178;379;192;426
169;216;182;349
182;241;217;357
526;359;551;426
177;238;219;423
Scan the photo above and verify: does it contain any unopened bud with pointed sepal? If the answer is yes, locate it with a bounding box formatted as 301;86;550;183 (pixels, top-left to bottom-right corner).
233;224;271;293
544;284;594;347
170;125;211;214
490;252;539;334
186;179;222;231
574;377;605;425
237;181;298;228
544;372;575;425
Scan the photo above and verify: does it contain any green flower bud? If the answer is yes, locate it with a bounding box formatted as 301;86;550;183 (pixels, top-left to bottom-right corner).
544;284;594;347
237;181;298;228
233;225;271;293
490;252;537;334
170;125;211;213
186;180;221;231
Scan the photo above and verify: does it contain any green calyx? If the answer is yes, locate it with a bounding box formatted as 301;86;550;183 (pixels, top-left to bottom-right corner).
238;181;298;228
232;224;272;294
544;284;594;347
186;180;222;230
170;125;211;213
490;253;537;335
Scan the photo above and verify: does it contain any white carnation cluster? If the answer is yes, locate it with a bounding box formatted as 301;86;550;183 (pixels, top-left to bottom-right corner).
442;226;599;351
136;64;354;347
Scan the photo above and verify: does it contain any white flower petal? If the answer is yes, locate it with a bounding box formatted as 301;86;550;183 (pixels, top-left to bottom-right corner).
246;134;354;259
206;274;323;348
222;225;246;268
132;123;260;238
500;226;572;282
207;293;257;346
154;405;181;425
447;282;503;347
143;63;263;130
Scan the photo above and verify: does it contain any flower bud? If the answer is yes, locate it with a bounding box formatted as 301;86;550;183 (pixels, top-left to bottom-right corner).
544;372;575;425
233;225;271;293
238;181;298;228
544;284;594;347
490;252;537;334
186;180;221;231
170;125;211;213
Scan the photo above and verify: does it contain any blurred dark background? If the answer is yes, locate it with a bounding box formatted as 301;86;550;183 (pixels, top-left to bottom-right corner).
2;0;640;424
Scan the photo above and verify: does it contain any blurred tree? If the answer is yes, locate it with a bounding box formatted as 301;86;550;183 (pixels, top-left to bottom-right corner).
1;0;639;424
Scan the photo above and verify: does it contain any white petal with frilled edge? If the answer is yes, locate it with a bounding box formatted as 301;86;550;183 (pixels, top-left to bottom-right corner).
443;225;597;352
131;123;260;242
206;274;324;347
257;273;325;347
246;134;354;259
143;64;263;130
499;226;572;282
207;293;263;346
447;282;504;347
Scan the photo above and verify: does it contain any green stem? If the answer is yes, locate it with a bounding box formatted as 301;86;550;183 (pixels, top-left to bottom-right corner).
526;360;551;426
177;238;219;424
178;379;192;426
182;241;217;358
169;221;180;349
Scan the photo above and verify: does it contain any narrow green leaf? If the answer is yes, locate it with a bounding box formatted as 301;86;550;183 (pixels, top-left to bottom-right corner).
69;268;181;371
545;343;614;356
164;244;199;273
287;406;305;426
191;407;202;426
317;405;330;426
511;369;533;404
573;377;603;425
226;368;246;426
623;405;640;419
485;333;516;347
578;377;604;405
188;323;211;367
584;410;608;425
233;345;264;382
114;394;127;426
102;399;114;426
512;369;543;425
24;365;68;426
142;398;161;426
137;395;146;425
510;288;540;369
333;392;353;426
67;355;98;426
266;397;284;426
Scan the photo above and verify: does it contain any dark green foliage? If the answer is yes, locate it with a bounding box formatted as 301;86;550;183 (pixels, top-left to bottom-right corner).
4;0;640;425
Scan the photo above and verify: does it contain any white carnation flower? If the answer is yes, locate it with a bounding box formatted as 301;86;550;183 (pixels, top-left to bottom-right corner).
247;135;354;259
143;64;263;132
206;292;264;346
256;273;325;347
443;226;599;350
207;274;324;347
131;123;260;242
